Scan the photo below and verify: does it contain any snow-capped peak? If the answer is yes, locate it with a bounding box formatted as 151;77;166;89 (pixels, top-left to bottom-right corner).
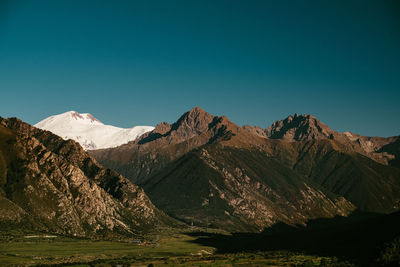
35;111;104;128
35;111;154;150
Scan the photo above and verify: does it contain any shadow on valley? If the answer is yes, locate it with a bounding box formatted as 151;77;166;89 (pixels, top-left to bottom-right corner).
188;211;400;265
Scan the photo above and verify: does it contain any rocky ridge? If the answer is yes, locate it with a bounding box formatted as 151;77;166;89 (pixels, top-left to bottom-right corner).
0;117;176;238
263;113;399;165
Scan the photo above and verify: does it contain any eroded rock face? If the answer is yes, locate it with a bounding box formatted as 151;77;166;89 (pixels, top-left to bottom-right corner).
197;147;355;228
143;146;356;232
0;117;175;238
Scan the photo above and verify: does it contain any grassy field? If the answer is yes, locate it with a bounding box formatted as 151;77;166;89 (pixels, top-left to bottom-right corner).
0;230;347;266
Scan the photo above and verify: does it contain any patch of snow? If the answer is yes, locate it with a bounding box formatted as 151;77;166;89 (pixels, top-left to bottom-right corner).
35;111;154;150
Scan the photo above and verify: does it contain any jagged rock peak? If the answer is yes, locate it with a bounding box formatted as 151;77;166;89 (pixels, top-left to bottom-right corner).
183;107;212;119
136;107;216;145
265;113;338;141
188;106;208;115
178;107;213;123
173;107;215;134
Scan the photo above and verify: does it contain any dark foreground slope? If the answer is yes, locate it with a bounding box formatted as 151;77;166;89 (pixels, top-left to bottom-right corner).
189;211;400;266
0;117;177;238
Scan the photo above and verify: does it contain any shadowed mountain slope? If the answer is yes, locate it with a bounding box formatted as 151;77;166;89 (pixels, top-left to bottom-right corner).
380;138;400;168
268;139;400;213
143;144;354;231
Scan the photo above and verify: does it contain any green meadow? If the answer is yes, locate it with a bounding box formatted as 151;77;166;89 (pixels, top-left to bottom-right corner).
0;230;346;266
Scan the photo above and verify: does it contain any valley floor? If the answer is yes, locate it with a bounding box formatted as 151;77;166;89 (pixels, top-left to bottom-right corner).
1;212;399;266
0;230;348;267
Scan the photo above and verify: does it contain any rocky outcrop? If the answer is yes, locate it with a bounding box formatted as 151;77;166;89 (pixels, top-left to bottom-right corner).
265;113;341;141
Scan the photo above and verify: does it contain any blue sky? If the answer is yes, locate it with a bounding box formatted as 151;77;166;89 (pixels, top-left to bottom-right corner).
0;0;399;136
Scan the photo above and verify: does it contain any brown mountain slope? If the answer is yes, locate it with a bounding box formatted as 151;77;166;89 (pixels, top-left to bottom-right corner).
90;108;400;231
143;144;354;232
208;120;400;213
262;139;400;213
0;117;177;238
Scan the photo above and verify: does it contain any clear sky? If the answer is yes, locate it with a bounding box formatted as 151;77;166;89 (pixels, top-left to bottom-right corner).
0;0;399;137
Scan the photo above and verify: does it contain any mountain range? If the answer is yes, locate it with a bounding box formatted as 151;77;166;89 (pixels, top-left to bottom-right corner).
35;111;154;150
90;107;400;231
1;107;399;236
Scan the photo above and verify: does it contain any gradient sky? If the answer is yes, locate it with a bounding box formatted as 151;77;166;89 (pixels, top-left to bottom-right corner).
0;0;399;137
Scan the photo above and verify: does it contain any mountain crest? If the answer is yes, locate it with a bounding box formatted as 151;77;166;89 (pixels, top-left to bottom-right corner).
138;107;216;145
173;107;215;134
266;113;337;141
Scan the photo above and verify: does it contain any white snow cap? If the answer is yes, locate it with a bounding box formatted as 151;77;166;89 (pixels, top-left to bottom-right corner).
35;111;154;150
